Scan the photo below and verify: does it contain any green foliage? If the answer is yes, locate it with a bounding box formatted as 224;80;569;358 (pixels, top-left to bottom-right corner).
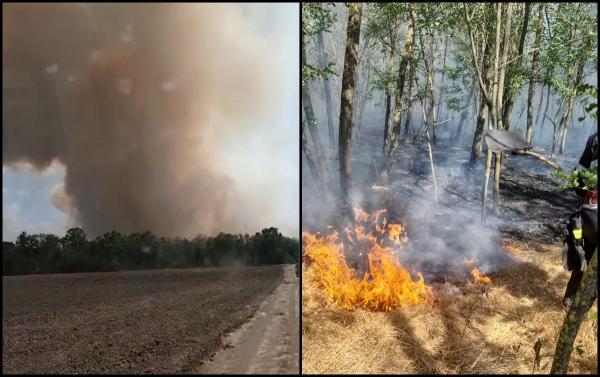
301;3;337;87
577;84;597;122
551;168;597;191
446;97;462;112
2;227;299;275
302;2;336;37
541;3;597;98
302;62;336;87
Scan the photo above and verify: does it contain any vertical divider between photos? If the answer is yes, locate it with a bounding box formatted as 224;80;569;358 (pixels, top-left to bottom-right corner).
298;2;303;375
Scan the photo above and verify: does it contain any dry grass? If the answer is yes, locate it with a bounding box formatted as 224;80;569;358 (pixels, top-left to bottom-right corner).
302;242;597;374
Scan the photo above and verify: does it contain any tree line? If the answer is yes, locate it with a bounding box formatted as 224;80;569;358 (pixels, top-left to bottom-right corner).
2;227;299;275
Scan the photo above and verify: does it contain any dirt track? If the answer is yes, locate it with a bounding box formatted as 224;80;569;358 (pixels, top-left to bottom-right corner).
2;265;285;374
197;264;299;374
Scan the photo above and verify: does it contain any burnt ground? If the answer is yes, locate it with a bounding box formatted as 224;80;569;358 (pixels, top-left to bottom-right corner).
302;128;597;374
2;265;283;374
302;128;582;278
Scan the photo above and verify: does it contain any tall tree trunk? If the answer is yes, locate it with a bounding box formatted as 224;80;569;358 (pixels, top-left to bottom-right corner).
403;64;416;142
490;3;502;130
538;78;552;144
302;118;324;190
527;4;544;143
470;91;489;165
382;45;396;151
317;30;336;155
302;37;331;189
493;2;512;207
382;6;416;178
419;28;438;145
502;2;530;131
420;97;438;207
534;81;546;130
496;2;512;129
469;40;491;166
550;251;598;374
482;107;494;221
436;35;449;123
338;3;362;219
452;78;476;143
558;96;576;155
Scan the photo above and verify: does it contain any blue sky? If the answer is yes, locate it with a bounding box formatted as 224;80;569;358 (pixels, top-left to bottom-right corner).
3;162;70;241
2;4;299;241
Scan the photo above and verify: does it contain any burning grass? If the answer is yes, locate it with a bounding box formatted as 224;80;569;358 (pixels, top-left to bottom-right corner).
303;208;432;311
302;242;597;374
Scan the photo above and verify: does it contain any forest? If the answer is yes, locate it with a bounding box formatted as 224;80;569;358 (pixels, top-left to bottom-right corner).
2;227;299;275
302;3;596;375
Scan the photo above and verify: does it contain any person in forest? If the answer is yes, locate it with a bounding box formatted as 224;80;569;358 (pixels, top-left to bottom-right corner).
562;132;597;309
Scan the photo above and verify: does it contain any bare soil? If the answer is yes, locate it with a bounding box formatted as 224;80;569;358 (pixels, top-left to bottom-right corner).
2;265;284;374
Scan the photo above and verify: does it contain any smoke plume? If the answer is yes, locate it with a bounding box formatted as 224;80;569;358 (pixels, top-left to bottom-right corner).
3;4;297;237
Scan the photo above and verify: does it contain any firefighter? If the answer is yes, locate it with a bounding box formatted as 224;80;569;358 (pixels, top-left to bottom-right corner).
562;132;597;309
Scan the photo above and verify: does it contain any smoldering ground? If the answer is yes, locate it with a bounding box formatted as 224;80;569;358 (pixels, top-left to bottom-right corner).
302;142;515;283
3;4;298;238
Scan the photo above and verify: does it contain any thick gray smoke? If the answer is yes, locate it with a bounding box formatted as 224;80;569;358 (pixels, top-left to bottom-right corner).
3;4;297;237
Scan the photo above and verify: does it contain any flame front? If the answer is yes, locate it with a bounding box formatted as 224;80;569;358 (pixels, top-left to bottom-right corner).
464;258;492;284
303;208;432;311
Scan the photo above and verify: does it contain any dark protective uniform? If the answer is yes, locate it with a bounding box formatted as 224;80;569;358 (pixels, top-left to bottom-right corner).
562;132;597;307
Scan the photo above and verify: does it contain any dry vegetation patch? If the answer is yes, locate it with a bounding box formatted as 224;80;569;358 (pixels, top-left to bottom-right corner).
302;244;597;374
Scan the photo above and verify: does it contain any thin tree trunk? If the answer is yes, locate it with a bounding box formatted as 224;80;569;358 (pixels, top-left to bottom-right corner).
421;97;438;207
502;2;530;130
534;81;546;129
527;3;544;144
482;108;494;221
469;39;491;166
302;119;324;190
383;45;396;151
558;96;576;155
338;3;362;219
452;79;476;143
539;79;552;144
436;35;449;123
382;6;417;178
403;66;416;142
419;28;438;145
302;37;330;188
317;30;336;155
491;3;502;130
463;3;492;106
550;250;598;374
481;148;493;222
493;2;512;207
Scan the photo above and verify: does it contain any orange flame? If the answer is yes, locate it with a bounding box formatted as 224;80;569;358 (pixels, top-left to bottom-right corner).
303;208;432;311
470;267;492;284
503;244;520;254
464;258;492;284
